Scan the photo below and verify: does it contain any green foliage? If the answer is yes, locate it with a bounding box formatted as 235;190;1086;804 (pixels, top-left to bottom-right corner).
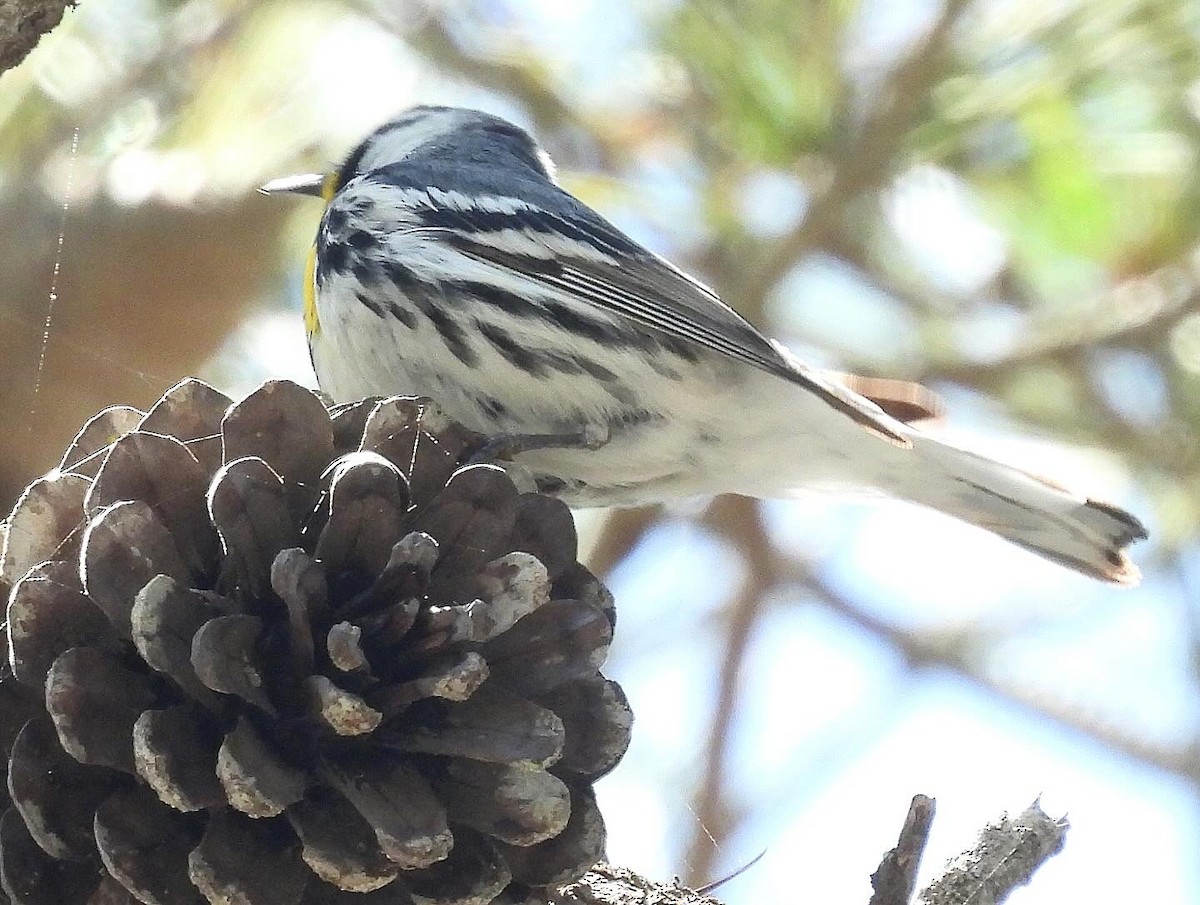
663;0;856;164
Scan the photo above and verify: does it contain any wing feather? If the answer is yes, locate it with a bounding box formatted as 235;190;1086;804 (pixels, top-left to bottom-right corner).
375;168;912;446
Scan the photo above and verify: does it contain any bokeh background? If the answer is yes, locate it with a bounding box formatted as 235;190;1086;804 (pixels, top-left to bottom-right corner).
2;0;1199;901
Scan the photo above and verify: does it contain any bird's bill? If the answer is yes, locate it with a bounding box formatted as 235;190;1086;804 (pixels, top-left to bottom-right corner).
258;173;326;197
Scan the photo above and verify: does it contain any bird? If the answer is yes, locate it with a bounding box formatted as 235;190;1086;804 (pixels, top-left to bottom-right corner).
261;105;1147;584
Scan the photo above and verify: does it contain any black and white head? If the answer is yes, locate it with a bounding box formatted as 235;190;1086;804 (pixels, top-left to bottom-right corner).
261;106;557;200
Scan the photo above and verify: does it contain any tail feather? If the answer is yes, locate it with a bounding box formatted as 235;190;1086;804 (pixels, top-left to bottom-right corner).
894;439;1147;584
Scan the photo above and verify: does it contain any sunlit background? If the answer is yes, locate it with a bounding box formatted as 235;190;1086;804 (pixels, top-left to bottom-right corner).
2;0;1199;901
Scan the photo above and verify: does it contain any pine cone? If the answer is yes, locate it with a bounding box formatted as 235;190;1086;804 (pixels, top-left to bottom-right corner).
0;379;632;905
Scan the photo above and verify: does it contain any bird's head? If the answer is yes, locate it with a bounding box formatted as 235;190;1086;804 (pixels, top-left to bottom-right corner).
259;105;555;202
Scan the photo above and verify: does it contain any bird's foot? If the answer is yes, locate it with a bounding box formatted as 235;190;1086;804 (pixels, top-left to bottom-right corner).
461;423;609;466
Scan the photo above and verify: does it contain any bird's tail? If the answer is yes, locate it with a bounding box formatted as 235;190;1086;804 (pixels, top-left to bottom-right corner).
886;437;1147;584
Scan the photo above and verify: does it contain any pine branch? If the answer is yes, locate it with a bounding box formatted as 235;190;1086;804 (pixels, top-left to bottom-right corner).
0;0;74;74
872;795;937;905
919;802;1069;905
531;797;1064;905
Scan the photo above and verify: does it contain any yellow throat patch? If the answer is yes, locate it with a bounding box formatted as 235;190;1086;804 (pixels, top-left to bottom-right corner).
303;172;341;338
303;242;320;337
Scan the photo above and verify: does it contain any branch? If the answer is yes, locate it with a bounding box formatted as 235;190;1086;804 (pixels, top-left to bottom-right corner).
928;256;1200;385
402;16;581;132
375;9;622;165
584;506;662;580
553;863;723;905
532;798;1062;905
801;566;1200;782
744;0;974;304
871;795;937;905
0;0;74;74
681;496;780;886
919;802;1068;905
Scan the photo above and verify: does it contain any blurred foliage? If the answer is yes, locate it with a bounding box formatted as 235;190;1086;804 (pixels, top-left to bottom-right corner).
666;0;854;162
2;0;1200;899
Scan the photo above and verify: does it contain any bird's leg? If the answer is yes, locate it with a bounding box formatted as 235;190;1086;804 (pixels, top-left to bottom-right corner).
461;423;610;465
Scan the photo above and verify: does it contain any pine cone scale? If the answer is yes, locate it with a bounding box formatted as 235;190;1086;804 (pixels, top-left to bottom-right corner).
0;379;632;904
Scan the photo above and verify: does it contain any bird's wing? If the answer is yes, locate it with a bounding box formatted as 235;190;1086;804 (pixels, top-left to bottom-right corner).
429;181;911;447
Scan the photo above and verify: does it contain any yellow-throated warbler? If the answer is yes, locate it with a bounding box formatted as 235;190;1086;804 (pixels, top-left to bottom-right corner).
262;105;1146;583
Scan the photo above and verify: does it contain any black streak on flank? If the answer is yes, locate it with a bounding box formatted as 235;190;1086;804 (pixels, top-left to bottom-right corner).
648;359;682;381
476;320;626;382
371;259;432;329
607;408;662;435
387;300;418;330
354;290;389;319
350;256;379;287
339;256;420;330
574;356;618;382
382;260;423;293
382;269;478;367
542;300;639;349
659;335;701;364
454;280;543;319
423;304;478;366
477;396;509;421
477;320;549;376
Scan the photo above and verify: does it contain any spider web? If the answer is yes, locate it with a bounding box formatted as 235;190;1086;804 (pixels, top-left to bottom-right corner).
26;125;80;435
20;127;180;437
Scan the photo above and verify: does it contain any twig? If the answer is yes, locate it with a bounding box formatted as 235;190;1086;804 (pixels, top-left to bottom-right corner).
553;862;723;905
797;564;1200;781
927;256;1200;385
744;0;974;305
401;16;582;132
682;496;779;887
870;795;937;905
378;8;630;170
695;849;768;896
584;506;662;580
528;799;1061;905
918;801;1068;905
